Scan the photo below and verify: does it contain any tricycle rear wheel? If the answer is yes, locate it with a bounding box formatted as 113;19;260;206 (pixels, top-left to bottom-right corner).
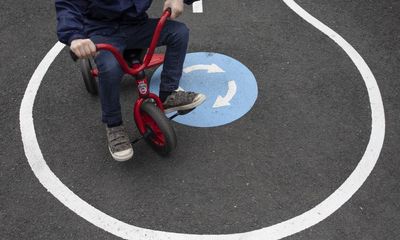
80;58;98;95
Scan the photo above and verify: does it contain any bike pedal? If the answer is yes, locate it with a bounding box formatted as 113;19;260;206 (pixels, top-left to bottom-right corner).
131;136;143;144
177;108;196;115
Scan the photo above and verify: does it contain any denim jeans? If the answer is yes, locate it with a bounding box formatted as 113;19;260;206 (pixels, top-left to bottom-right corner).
89;19;189;126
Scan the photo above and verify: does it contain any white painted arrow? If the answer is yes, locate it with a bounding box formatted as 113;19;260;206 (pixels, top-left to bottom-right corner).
177;86;185;91
213;80;237;108
183;64;225;74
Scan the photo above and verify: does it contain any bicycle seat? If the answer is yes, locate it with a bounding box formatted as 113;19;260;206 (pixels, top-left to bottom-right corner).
123;49;146;66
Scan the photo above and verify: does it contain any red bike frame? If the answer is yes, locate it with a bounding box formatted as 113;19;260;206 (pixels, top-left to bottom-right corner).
94;9;171;135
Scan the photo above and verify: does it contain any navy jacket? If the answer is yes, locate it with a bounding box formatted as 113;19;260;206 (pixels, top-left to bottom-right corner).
55;0;198;45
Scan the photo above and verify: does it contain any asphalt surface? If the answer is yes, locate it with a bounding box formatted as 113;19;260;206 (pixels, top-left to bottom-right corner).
1;0;399;239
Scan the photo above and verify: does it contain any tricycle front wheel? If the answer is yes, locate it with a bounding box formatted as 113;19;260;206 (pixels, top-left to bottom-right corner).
138;101;177;155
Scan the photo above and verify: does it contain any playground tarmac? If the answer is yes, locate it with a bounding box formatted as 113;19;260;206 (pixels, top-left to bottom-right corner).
1;0;399;239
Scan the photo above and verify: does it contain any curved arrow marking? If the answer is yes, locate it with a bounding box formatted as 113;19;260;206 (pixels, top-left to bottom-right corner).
177;86;185;91
213;80;237;108
183;63;225;74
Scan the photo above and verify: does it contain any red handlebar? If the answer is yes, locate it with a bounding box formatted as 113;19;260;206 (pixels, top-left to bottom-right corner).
95;9;171;75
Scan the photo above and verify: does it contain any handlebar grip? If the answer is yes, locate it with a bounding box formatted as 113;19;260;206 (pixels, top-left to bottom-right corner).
163;7;172;17
69;50;79;62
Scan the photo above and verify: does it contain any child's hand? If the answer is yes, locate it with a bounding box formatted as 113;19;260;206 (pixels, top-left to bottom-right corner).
163;0;184;19
70;39;96;59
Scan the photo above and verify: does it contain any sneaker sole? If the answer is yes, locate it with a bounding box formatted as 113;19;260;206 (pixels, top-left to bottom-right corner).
108;146;134;162
164;94;207;114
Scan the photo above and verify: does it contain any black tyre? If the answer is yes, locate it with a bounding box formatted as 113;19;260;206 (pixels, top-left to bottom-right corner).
80;58;98;95
139;101;177;155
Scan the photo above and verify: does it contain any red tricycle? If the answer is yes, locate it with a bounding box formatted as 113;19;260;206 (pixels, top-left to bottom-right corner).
71;9;193;155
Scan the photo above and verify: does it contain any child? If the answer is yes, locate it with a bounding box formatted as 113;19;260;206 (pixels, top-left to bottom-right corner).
55;0;206;161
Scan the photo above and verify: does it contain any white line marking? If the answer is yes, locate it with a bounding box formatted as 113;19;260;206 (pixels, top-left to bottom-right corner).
183;63;225;74
193;0;203;13
213;80;237;108
20;1;385;239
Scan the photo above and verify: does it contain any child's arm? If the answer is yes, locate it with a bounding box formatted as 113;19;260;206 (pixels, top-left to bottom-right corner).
164;0;200;19
55;0;88;45
163;0;184;20
55;0;95;58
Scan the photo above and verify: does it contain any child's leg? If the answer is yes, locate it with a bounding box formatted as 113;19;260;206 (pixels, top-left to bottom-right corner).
90;35;127;126
123;19;206;112
90;35;133;161
158;21;189;94
124;19;189;93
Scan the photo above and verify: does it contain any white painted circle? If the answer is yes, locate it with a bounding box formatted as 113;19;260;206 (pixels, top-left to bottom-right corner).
20;1;385;240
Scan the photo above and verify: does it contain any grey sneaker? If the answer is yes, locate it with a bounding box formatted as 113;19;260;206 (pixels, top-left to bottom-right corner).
106;125;133;161
162;91;206;113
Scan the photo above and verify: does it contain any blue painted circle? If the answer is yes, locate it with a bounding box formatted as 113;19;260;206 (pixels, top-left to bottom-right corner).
150;52;258;127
